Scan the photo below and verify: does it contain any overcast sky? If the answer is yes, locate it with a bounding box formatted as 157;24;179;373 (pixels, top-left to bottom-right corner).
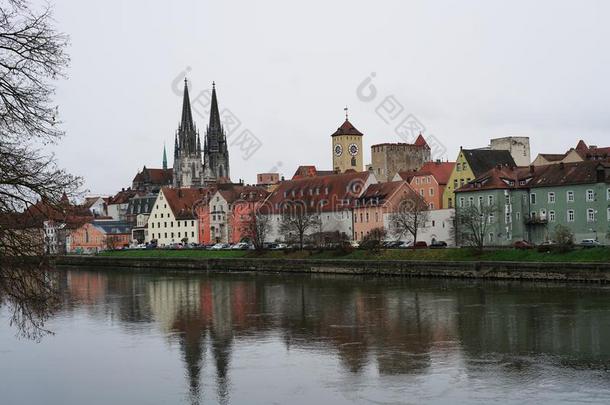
50;0;610;195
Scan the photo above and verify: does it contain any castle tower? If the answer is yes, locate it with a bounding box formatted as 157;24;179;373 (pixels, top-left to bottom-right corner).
173;78;204;188
331;108;363;173
202;82;230;183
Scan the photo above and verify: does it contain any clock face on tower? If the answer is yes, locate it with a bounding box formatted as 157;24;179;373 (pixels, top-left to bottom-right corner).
334;144;343;156
348;143;359;156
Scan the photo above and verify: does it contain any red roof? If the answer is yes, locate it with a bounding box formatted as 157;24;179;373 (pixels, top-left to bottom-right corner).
331;119;363;137
217;185;269;204
292;165;335;179
108;189;145;205
265;171;371;214
414;134;428;147
409;161;455;185
355;181;410;207
161;187;212;220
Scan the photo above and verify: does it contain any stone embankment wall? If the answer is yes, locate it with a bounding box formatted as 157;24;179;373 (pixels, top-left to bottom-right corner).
54;256;610;283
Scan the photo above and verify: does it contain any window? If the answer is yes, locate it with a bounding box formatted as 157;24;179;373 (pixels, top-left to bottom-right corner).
429;188;434;196
586;189;594;202
505;194;510;204
375;212;379;222
453;179;458;189
488;232;494;243
587;208;595;222
460;179;465;187
548;192;555;203
608;207;610;221
607;189;610;201
151;223;154;228
160;213;164;218
463;163;468;171
478;196;483;207
516;212;521;221
488;211;495;223
468;196;474;207
567;209;575;222
191;221;195;226
429;202;435;209
415;178;420;185
164;222;167;228
505;213;511;224
448;197;453;208
366;212;369;222
488;195;494;206
459;197;465;208
549;211;555;222
354;214;358;223
191;232;194;237
420;189;424;196
567;191;574;202
530;193;536;204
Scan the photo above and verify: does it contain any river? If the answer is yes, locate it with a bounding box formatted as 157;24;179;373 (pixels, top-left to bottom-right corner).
1;268;609;404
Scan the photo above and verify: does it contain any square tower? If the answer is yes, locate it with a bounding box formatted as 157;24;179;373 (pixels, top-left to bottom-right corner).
331;117;363;173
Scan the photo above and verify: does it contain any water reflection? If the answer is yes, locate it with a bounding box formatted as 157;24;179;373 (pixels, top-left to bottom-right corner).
14;269;610;404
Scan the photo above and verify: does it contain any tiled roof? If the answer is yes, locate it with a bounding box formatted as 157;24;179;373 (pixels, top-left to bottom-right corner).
457;161;610;192
462;149;516;176
292;165;335;179
538;153;566;162
161;187;212;220
331;119;363;137
108;189;145;205
409;161;455;185
414;134;428;147
264;171;372;213
217;185;269;204
93;220;132;235
355;181;408;206
132;166;173;186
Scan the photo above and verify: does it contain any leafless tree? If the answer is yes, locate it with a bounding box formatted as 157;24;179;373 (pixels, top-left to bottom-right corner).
279;202;321;249
454;202;498;250
389;193;430;244
0;0;80;339
239;209;270;250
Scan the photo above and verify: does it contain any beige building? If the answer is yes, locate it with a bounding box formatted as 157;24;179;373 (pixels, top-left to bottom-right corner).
146;187;203;246
331;118;363;173
369;134;431;182
490;136;531;167
532;139;610;166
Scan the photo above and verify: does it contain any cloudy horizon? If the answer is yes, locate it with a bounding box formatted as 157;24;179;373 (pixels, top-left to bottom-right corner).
49;0;610;196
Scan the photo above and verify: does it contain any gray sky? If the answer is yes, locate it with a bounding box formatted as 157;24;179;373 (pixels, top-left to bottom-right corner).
51;0;610;195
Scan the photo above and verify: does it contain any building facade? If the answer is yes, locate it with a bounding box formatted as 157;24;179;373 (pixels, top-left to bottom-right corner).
490;136;531;167
146;187;204;246
396;161;455;210
443;148;516;209
455;161;610;246
369;135;431;182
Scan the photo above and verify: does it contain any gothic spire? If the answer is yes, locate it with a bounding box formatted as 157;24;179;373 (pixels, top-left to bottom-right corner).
181;78;195;132
208;81;221;131
163;144;168;170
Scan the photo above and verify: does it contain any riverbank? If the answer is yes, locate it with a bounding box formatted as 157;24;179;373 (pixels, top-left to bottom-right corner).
55;251;610;283
97;246;610;263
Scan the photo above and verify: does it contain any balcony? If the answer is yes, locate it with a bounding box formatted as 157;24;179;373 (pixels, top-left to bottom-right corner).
525;214;548;225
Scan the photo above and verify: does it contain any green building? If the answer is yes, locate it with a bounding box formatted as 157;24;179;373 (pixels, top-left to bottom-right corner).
455;161;610;246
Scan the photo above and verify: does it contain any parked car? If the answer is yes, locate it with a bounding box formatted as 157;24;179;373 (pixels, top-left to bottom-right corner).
540;240;556;246
210;243;229;250
272;243;288;250
430;240;447;249
231;242;251;250
514;240;534;249
412;241;428;249
397;241;412;249
383;241;402;249
580;239;602;248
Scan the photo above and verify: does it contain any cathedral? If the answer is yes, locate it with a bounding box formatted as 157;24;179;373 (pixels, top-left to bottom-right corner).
173;79;230;187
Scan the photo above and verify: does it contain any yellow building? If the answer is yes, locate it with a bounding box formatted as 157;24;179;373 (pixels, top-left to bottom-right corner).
331;118;363;173
442;148;517;208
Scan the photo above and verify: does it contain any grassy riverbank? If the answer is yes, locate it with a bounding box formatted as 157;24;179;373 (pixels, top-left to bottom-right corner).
98;247;610;263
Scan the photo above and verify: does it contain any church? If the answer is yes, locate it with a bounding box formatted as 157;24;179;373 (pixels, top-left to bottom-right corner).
173;79;230;187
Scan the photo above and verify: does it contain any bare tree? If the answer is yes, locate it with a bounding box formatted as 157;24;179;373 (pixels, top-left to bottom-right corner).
239;210;270;250
278;202;321;249
360;226;387;252
389;193;430;244
454;202;498;250
0;0;80;339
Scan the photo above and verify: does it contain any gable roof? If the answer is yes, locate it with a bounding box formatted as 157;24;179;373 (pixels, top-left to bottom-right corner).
292;165;335;179
414;134;428;147
161;187;211;220
461;149;516;176
355;181;409;207
409;161;455;185
92;220;132;235
108;188;145;205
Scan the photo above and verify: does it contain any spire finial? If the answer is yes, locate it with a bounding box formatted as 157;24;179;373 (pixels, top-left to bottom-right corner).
212;81;216;89
344;106;349;120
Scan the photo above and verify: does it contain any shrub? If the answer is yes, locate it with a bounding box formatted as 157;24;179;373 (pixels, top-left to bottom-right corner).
552;225;574;252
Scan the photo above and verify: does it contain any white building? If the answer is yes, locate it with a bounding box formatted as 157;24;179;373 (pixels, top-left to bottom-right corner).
146;187;204;246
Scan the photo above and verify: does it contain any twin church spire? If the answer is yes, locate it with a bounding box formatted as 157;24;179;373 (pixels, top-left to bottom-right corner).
172;78;230;187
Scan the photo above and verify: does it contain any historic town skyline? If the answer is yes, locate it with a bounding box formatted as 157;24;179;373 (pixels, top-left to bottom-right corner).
49;0;610;195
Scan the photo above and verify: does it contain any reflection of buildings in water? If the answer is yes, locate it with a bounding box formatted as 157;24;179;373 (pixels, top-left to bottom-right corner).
147;277;238;405
456;284;610;371
67;271;107;304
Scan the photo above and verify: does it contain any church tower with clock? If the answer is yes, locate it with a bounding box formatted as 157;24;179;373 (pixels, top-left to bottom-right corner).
331;109;363;173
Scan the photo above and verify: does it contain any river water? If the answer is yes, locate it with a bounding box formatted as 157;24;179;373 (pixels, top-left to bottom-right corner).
1;268;609;404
